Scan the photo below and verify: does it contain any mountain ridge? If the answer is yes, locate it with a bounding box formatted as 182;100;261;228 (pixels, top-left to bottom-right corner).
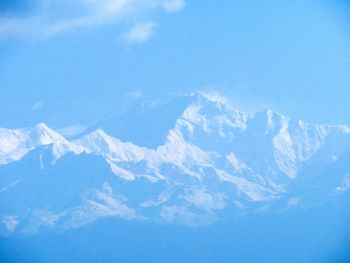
1;93;350;235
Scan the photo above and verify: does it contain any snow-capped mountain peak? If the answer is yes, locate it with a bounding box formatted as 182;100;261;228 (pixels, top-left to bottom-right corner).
30;123;67;145
0;123;68;165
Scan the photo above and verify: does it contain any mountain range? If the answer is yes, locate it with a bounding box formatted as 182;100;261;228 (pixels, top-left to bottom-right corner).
1;92;350;236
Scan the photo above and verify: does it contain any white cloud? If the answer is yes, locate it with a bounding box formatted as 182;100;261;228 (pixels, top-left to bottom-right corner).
0;0;186;40
120;22;156;44
1;215;19;235
335;174;350;194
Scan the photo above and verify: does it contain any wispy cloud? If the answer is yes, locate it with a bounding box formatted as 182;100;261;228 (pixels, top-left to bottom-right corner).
120;22;156;44
0;0;186;40
160;0;186;12
58;124;87;137
126;90;143;99
31;101;44;111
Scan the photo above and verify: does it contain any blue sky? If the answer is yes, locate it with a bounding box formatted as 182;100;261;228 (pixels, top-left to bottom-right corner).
1;0;350;130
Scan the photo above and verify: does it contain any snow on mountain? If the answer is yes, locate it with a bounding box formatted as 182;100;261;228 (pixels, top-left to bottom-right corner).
74;129;150;163
0;123;69;165
1;93;350;234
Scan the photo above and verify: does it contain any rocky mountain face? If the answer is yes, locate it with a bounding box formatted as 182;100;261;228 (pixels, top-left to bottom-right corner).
1;93;350;235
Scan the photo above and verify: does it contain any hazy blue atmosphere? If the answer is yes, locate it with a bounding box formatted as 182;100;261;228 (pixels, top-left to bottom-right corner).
1;1;350;263
1;0;350;129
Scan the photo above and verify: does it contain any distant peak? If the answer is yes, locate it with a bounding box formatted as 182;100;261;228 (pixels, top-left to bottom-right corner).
80;129;116;145
35;123;51;131
187;91;228;105
199;92;228;104
88;129;110;139
32;123;66;137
